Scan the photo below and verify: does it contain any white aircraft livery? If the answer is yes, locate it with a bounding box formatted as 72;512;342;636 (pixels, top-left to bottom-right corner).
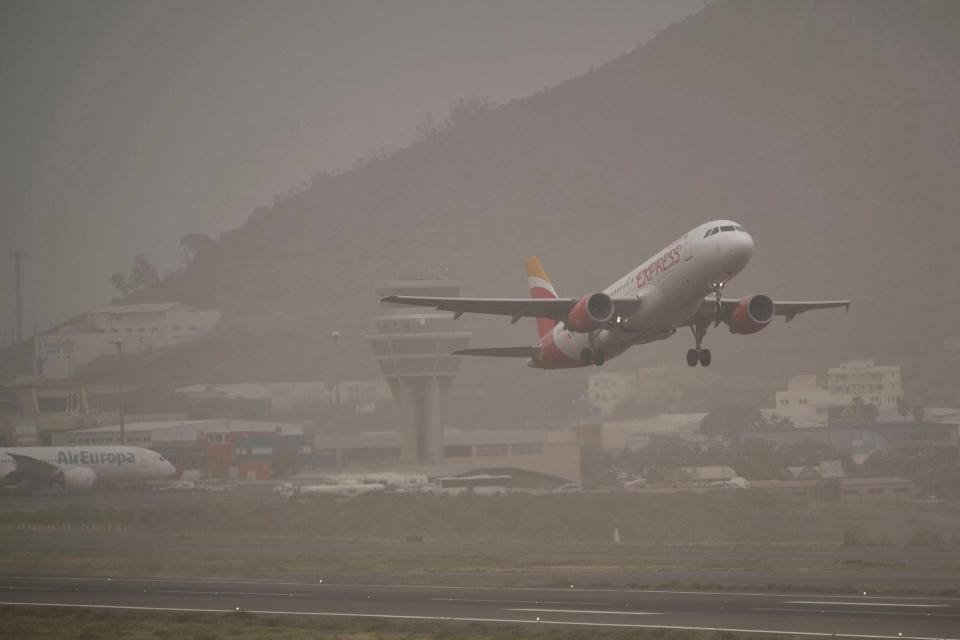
382;221;850;368
0;446;176;492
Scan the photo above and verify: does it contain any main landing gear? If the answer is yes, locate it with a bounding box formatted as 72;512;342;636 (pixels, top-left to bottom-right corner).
686;317;712;367
581;348;606;366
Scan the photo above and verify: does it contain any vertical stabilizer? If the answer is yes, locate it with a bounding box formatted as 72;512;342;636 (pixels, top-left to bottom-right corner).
526;256;558;339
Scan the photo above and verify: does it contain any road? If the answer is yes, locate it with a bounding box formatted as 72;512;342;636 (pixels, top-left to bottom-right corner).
1;575;958;639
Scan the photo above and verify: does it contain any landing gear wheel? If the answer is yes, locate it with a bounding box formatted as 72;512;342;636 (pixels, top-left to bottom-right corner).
698;348;712;367
686;349;699;367
581;349;594;365
594;349;606;366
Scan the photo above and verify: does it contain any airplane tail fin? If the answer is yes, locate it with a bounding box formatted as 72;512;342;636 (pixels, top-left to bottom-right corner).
526;256;558;339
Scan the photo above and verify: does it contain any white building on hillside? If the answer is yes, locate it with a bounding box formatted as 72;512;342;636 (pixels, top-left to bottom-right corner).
36;303;220;380
772;375;831;427
587;372;636;417
765;359;904;427
827;359;902;419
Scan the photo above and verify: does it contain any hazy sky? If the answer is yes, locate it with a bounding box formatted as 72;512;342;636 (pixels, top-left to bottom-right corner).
0;0;701;340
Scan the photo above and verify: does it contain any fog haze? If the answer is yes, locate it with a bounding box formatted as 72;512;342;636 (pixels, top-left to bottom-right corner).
0;0;699;332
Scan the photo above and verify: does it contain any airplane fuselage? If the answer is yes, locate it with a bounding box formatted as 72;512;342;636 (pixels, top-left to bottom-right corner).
533;220;753;368
382;220;848;369
0;445;176;488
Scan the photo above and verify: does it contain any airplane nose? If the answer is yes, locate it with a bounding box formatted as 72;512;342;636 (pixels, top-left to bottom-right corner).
726;230;753;272
741;231;754;257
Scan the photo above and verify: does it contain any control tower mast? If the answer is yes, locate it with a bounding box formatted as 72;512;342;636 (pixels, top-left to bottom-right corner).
369;271;471;465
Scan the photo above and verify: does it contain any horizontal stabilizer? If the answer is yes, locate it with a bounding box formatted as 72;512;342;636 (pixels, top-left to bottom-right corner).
452;346;540;358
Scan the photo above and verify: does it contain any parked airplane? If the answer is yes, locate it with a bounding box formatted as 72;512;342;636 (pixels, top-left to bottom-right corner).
382;221;849;368
0;446;176;492
274;482;386;500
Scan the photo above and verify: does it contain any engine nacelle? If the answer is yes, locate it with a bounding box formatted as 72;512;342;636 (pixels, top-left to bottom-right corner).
727;294;775;335
59;467;96;492
565;292;615;333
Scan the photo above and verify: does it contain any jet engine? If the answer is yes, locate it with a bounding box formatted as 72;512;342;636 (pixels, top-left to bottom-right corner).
727;294;775;334
59;467;96;492
565;292;615;333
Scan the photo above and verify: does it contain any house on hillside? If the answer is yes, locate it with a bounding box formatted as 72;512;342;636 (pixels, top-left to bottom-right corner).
35;303;220;379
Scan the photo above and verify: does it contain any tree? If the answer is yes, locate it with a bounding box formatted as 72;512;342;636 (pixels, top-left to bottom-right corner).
129;254;160;290
850;396;878;424
699;404;768;440
109;273;131;298
896;395;910;419
760;413;795;429
178;233;214;265
414;112;445;143
446;94;495;129
912;404;925;422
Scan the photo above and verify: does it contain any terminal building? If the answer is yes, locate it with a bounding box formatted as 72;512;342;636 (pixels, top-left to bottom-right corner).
312;425;590;483
0;381;91;445
368;272;471;464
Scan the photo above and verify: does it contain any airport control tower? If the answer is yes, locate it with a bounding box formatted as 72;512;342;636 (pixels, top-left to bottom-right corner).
369;272;471;465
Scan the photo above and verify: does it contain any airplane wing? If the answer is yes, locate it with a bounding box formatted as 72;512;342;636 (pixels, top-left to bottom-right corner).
769;300;852;321
4;452;61;484
452;346;541;358
699;298;851;323
380;295;643;323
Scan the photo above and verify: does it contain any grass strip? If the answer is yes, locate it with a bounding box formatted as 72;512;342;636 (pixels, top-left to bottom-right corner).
0;605;783;640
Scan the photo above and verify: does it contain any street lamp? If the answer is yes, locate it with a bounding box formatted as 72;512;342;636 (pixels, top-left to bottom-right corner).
330;330;342;471
331;331;341;406
109;339;127;446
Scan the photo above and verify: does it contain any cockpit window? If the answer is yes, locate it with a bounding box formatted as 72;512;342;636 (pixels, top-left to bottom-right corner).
703;229;713;238
720;225;736;232
734;225;745;231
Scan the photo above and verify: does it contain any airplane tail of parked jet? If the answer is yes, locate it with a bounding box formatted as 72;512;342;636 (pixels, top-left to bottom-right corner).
526;256;558;339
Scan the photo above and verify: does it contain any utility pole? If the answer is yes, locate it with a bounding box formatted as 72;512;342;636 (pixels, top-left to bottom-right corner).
9;249;22;344
110;339;127;445
331;330;341;406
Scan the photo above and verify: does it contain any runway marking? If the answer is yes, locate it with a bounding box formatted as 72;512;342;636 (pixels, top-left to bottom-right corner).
506;608;661;616
3;576;959;604
786;601;949;608
156;590;310;598
758;607;960;619
431;598;608;606
1;601;957;640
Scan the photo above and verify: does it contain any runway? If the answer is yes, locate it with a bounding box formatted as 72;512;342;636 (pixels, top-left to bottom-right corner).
2;575;958;639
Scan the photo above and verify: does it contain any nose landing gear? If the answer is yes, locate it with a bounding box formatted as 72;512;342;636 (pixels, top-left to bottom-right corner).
711;280;727;327
686;317;712;367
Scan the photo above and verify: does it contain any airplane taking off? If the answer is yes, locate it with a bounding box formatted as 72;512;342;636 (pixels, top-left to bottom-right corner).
381;221;850;369
0;446;176;492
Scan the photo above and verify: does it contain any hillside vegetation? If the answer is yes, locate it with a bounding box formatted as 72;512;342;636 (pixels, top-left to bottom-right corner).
60;1;960;417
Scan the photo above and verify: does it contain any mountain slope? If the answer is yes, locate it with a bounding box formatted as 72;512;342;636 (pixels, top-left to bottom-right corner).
128;0;960;416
